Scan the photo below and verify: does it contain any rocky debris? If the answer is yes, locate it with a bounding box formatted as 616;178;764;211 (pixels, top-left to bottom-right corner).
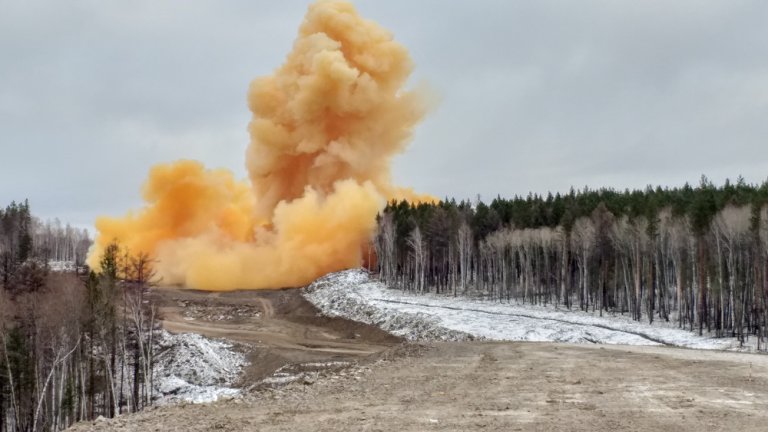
250;360;356;391
153;330;249;404
174;299;261;322
247;361;381;404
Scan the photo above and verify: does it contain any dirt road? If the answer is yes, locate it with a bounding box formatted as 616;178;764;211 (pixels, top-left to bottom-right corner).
71;341;768;431
150;287;401;381
67;288;768;431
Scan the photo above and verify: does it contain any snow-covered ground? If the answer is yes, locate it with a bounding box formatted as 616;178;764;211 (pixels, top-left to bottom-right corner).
305;270;741;350
48;260;77;272
153;330;248;404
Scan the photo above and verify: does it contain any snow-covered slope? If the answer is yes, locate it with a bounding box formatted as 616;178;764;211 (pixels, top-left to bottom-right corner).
304;270;738;350
305;271;473;341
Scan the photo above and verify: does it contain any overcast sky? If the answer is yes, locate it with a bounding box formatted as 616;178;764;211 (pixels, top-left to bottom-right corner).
2;0;767;230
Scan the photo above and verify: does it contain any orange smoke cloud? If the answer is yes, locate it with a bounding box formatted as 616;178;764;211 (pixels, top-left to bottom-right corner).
87;0;431;290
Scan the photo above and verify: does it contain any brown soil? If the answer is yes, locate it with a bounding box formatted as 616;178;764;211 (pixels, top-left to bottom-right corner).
69;288;768;431
70;341;768;431
150;287;401;382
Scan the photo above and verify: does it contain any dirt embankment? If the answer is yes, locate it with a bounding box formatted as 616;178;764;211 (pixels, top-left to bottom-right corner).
70;341;768;431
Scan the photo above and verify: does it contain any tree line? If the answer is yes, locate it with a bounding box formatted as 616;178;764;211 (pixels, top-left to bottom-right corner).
373;176;768;348
31;219;91;267
0;200;157;431
1;201;91;277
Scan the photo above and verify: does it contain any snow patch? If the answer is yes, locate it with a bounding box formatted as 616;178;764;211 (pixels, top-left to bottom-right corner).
306;271;472;341
47;260;76;272
305;269;738;350
153;330;248;404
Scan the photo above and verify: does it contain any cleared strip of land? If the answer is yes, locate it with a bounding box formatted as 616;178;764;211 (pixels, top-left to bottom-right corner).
70;341;768;432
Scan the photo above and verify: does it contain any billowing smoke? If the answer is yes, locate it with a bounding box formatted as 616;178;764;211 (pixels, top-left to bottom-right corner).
87;0;430;290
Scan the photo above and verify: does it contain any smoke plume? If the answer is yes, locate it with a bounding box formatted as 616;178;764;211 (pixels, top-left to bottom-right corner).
87;0;430;290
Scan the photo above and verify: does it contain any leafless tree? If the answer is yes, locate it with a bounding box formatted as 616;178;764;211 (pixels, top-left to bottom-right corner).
457;222;472;295
406;227;426;293
374;213;396;286
572;217;596;311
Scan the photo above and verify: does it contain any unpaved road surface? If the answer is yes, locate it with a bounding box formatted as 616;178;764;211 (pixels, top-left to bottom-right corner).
150;287;401;382
71;339;768;431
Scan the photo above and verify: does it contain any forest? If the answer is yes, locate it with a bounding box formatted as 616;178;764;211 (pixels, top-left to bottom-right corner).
4;175;768;430
0;201;156;432
374;176;768;349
